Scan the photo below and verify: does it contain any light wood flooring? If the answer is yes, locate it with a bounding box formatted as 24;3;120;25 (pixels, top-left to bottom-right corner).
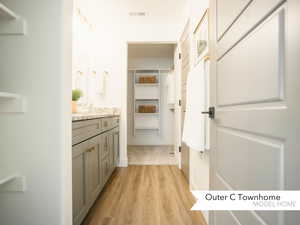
82;165;207;225
128;146;177;165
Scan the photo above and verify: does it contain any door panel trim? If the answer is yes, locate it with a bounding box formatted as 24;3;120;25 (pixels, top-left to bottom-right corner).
217;0;286;60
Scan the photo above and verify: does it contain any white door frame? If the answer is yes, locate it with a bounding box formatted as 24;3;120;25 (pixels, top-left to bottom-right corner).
124;41;178;166
173;44;182;169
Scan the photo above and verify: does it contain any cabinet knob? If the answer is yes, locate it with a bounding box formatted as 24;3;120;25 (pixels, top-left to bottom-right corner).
87;148;94;153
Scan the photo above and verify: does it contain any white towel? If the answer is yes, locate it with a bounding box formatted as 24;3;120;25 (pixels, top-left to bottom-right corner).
97;71;108;95
182;62;206;151
166;72;175;106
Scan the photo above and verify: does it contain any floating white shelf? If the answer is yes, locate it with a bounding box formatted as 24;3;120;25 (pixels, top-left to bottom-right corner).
0;2;26;35
0;92;26;113
135;98;159;101
0;173;26;192
135;127;160;130
135;83;160;87
135;113;159;116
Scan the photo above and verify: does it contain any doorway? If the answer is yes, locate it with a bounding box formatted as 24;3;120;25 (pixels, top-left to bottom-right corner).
126;43;178;165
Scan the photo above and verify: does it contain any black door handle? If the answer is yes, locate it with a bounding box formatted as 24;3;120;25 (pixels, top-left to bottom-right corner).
201;107;215;119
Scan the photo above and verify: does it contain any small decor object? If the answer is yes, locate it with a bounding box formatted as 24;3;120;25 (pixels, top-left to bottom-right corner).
193;9;209;65
72;89;83;113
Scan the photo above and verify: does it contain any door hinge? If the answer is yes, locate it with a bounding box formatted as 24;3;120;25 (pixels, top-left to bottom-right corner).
179;100;181;106
179;146;182;152
179;53;181;59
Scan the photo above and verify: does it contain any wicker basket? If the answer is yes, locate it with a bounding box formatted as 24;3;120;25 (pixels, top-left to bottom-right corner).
139;76;156;84
138;105;156;113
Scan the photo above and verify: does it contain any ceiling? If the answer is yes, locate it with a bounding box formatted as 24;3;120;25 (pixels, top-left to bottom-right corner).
128;44;176;58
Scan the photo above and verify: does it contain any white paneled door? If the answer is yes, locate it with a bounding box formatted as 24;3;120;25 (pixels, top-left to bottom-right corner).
209;0;300;225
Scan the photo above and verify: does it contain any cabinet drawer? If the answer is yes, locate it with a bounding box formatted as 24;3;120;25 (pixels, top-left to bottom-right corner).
72;119;101;145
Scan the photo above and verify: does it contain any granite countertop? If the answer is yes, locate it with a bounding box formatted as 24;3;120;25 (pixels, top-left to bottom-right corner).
72;112;119;121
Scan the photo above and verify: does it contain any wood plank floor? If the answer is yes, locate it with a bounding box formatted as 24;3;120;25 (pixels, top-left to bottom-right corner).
128;146;177;165
82;165;207;225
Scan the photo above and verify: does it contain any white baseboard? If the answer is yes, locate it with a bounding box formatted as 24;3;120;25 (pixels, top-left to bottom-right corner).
118;158;128;167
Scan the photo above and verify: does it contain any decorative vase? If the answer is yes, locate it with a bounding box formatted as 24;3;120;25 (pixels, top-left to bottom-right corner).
72;101;77;113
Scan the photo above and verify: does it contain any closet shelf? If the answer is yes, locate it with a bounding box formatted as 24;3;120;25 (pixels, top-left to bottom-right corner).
135;98;159;101
0;173;26;192
0;2;26;35
0;92;26;113
135;83;160;87
135;127;160;130
135;113;159;116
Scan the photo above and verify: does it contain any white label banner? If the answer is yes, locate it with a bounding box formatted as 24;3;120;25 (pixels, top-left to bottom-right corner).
191;191;300;211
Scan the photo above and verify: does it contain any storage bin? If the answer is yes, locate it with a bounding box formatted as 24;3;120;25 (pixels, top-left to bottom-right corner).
138;105;156;113
139;76;156;83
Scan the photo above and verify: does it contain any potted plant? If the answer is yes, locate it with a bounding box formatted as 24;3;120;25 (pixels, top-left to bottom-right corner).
72;89;83;113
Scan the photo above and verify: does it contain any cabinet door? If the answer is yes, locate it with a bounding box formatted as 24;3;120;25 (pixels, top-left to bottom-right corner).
109;131;114;174
102;156;110;185
101;133;110;159
113;129;119;167
98;135;103;190
72;147;85;222
84;142;100;203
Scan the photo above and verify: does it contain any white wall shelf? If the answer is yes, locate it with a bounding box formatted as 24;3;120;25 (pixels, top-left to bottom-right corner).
0;2;26;35
135;127;160;130
135;113;159;116
135;83;160;87
0;92;26;113
0;173;26;192
133;70;161;136
135;98;159;101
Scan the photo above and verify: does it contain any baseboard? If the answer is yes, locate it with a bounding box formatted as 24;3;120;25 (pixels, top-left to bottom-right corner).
118;158;128;167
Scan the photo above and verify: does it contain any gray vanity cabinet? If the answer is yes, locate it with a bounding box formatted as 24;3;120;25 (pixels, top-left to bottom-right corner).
72;116;119;225
72;135;101;225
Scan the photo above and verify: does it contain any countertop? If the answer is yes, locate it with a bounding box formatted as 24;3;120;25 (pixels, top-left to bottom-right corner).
72;112;119;121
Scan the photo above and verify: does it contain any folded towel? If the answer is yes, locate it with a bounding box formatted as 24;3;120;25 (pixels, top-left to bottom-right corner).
182;62;206;151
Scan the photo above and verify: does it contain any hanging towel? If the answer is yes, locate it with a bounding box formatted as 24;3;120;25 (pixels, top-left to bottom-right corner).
182;62;206;152
166;71;175;107
97;70;108;95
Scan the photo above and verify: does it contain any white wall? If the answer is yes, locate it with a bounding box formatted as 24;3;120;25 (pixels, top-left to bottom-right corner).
84;0;188;166
0;1;72;225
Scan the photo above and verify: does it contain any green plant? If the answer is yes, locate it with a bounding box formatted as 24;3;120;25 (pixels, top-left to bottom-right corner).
72;89;83;101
